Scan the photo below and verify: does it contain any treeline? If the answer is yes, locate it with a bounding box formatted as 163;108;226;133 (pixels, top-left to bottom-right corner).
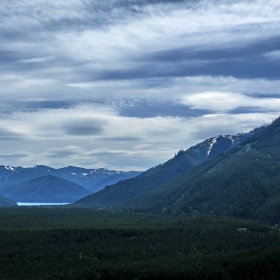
0;208;280;279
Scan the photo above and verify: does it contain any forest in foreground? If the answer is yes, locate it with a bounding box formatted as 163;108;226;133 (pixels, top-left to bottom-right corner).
0;207;280;279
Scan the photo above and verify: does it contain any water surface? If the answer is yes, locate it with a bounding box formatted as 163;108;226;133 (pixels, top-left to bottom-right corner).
17;202;69;206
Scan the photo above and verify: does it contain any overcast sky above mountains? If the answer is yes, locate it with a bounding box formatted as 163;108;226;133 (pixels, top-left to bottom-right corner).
0;0;279;170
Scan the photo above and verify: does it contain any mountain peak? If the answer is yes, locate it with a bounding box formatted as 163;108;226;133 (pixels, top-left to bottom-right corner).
0;165;142;202
0;175;91;203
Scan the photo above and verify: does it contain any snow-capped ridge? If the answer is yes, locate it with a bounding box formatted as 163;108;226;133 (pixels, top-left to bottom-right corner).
5;166;14;171
0;165;142;193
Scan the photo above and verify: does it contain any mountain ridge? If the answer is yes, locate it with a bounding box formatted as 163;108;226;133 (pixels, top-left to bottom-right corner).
124;117;280;224
74;125;265;208
0;165;142;193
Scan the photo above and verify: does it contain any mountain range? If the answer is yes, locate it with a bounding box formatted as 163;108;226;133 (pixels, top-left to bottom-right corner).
0;165;141;192
76;117;280;225
0;166;141;204
74;126;265;207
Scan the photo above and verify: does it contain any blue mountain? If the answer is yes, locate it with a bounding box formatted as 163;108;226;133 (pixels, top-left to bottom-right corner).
0;175;91;203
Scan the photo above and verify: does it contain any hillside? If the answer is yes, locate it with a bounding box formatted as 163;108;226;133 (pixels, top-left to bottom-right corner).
75;127;263;207
126;117;280;225
0;194;17;207
0;175;91;203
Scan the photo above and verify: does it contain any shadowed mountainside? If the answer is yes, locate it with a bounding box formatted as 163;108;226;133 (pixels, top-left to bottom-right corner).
0;194;17;207
0;175;91;203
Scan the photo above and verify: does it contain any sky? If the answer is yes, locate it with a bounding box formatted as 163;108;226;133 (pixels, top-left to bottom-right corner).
0;0;279;171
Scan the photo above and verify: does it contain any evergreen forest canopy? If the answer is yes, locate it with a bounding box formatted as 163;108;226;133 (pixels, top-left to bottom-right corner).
0;207;280;279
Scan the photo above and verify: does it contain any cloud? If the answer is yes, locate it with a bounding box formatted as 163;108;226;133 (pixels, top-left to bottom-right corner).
1;0;280;89
0;152;30;159
63;120;105;136
181;91;280;113
264;50;280;60
45;146;82;158
102;136;142;142
0;0;279;170
0;128;25;140
17;56;54;63
0;102;278;169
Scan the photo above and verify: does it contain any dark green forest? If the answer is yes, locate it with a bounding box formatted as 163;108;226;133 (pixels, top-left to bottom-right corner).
0;207;280;279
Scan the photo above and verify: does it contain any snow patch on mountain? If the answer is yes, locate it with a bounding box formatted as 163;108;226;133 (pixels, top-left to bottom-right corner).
5;166;14;171
207;137;218;156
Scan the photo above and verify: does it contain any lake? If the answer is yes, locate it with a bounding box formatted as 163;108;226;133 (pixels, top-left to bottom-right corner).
17;202;69;206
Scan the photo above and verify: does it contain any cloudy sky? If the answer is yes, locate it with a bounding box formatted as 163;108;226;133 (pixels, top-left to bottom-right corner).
0;0;279;171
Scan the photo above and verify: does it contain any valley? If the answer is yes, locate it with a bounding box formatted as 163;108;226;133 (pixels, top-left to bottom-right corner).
0;118;279;279
1;0;279;278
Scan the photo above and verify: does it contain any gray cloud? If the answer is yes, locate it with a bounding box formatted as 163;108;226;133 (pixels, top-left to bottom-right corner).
0;152;29;158
45;146;80;158
17;56;54;64
0;128;25;141
102;136;142;142
119;100;207;118
63;120;105;136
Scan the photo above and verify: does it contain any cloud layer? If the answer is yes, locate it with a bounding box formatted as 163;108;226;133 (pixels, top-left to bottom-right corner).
0;0;279;170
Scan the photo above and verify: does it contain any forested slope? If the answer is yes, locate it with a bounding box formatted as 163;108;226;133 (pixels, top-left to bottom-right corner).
75;128;261;207
127;117;280;225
